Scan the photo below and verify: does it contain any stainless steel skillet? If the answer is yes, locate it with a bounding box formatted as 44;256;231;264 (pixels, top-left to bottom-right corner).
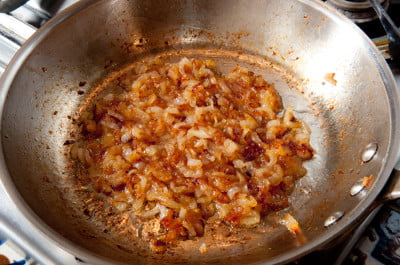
0;0;400;264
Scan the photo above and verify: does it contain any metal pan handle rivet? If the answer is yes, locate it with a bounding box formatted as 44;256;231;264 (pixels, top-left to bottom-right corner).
350;184;366;197
324;211;344;228
361;143;378;163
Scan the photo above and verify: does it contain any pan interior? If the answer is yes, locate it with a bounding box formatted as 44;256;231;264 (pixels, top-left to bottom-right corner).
0;0;394;264
63;49;326;264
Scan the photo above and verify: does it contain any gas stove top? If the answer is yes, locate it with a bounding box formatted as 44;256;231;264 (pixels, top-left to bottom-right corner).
0;0;79;74
0;1;400;265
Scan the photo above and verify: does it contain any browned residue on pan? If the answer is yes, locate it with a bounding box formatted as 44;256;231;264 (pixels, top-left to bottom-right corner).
362;175;374;188
324;73;337;86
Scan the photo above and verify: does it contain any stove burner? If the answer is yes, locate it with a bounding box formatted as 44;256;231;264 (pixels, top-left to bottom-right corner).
326;0;389;23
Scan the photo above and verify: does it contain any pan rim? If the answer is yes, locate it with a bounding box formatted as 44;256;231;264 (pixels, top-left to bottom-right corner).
0;0;399;264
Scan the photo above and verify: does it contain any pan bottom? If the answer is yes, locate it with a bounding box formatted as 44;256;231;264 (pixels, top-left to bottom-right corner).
57;48;327;265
